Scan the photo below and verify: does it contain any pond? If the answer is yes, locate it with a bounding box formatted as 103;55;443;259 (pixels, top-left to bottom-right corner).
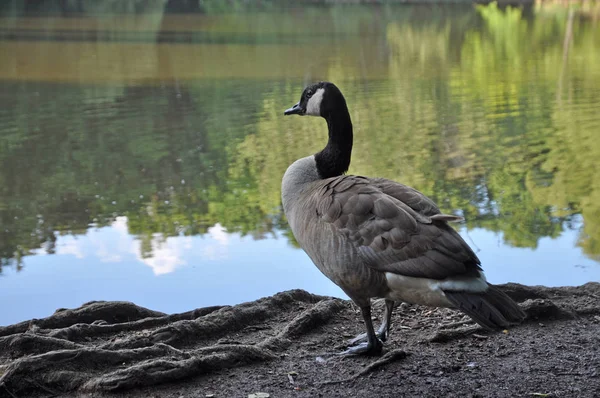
1;1;599;326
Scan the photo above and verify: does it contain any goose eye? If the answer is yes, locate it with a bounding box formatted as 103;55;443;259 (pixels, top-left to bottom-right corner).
306;90;313;98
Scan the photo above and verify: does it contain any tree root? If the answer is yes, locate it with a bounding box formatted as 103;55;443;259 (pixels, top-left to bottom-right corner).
496;283;550;302
353;349;408;377
573;306;600;316
0;334;83;358
262;298;347;350
427;325;482;343
82;344;277;392
0;284;598;396
0;301;165;338
45;305;226;342
320;349;409;385
520;299;575;320
425;297;581;344
97;290;333;351
0;290;343;397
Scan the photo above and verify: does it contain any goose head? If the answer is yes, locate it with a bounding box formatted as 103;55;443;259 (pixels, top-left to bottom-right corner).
283;81;347;119
283;81;353;179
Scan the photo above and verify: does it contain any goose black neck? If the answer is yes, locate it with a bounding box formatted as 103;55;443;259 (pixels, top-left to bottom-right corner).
314;107;353;179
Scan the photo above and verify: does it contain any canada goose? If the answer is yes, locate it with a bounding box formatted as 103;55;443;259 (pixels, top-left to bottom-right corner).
282;82;526;356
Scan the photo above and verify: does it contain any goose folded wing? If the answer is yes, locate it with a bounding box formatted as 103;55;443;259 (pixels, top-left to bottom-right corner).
319;176;480;280
370;177;464;223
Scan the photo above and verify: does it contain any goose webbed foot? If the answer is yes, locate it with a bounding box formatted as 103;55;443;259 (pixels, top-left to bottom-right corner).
337;303;390;356
347;299;395;346
347;328;386;346
339;339;383;356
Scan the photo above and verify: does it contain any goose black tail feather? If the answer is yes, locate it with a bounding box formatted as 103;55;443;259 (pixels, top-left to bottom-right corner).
443;284;526;330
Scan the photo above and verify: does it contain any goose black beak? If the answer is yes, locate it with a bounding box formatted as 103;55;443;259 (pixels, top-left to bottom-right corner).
284;102;304;116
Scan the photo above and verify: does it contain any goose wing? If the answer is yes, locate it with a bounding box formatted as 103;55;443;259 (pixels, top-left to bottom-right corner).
317;175;481;279
368;177;442;218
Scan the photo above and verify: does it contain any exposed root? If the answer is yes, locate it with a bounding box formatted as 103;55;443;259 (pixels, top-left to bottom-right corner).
0;301;165;338
573;306;600;316
426;297;578;344
353;348;408;377
320;349;409;385
520;299;575;320
0;284;598;396
0;334;83;357
427;325;482;343
1;343;193;391
497;283;550;302
46;305;226;342
82;344;276;392
0;290;342;397
97;290;332;351
436;319;475;329
262;299;347;350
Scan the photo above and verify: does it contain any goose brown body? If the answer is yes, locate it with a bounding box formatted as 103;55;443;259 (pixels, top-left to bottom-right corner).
283;161;481;309
282;82;525;355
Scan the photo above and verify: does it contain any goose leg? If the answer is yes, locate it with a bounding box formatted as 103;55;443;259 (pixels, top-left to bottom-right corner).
340;305;383;356
347;299;395;345
378;299;395;341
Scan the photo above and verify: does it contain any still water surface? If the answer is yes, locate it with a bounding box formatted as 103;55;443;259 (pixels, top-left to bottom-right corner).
1;2;599;325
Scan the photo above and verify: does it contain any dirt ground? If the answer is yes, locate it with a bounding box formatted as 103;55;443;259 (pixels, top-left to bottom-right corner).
1;283;599;398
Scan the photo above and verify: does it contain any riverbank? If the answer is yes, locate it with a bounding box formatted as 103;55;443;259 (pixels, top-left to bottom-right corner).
1;283;599;397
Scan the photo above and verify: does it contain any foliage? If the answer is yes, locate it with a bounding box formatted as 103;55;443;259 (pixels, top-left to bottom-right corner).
0;3;599;270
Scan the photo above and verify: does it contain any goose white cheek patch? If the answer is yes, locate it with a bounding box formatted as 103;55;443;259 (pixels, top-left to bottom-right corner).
306;88;325;116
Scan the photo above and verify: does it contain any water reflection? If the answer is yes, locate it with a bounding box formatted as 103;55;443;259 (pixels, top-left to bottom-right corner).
1;216;346;326
2;216;599;326
0;1;599;324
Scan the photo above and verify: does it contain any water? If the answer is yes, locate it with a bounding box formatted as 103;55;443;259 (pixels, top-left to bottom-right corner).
1;2;599;326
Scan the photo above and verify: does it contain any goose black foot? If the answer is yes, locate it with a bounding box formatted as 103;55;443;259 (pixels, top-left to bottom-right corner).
339;339;383;356
347;329;388;346
348;299;395;346
338;303;389;356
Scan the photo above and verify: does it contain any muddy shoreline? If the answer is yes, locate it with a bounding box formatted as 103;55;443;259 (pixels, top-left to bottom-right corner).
1;283;599;397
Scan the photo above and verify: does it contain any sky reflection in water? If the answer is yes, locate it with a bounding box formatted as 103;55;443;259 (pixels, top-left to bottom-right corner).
1;217;598;326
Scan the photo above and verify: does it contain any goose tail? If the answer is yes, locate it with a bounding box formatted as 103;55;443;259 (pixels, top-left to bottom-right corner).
443;284;526;330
